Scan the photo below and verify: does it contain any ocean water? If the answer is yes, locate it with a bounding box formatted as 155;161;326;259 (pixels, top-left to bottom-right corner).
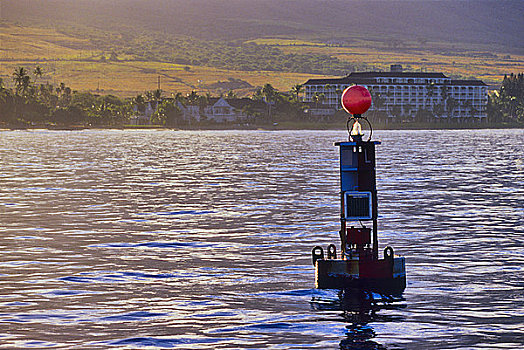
0;129;523;349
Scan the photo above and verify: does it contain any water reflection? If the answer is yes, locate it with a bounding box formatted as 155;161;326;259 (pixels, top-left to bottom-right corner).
312;290;406;350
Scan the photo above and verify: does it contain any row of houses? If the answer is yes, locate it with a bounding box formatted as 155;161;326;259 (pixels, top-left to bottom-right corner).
130;97;267;125
178;97;267;123
303;65;488;121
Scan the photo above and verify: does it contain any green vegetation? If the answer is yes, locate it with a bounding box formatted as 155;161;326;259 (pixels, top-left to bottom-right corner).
50;23;524;87
2;0;523;101
0;24;325;97
1;66;132;127
0;66;307;128
488;73;524;124
57;26;362;76
1;22;523;99
3;66;522;130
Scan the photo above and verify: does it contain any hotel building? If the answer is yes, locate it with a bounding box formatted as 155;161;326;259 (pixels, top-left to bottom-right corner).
303;65;488;121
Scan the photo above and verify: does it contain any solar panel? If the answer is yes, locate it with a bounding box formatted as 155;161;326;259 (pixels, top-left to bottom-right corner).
344;192;372;220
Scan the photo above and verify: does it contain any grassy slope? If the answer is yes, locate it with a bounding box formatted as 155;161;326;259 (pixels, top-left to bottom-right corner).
1;24;523;97
2;0;523;94
0;25;328;97
248;38;524;88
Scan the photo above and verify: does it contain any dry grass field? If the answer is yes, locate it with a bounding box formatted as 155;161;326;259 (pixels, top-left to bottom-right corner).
0;25;94;60
0;59;321;97
0;25;326;97
248;38;524;86
1;24;522;98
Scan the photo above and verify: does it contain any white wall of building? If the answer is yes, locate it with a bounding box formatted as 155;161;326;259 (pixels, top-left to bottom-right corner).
303;73;488;121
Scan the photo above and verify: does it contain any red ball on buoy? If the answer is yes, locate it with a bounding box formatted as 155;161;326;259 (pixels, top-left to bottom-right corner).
341;85;372;115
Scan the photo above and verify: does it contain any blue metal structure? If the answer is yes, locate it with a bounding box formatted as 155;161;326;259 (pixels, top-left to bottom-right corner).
336;140;380;259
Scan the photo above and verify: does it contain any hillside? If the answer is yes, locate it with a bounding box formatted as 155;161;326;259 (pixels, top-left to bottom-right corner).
0;0;523;97
0;25;325;96
2;0;523;52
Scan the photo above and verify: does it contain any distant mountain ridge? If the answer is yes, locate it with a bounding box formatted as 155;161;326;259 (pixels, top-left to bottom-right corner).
2;0;523;52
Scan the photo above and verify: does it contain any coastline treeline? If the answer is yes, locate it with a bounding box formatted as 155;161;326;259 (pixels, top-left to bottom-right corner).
0;66;310;128
2;67;131;127
1;67;523;128
488;73;524;124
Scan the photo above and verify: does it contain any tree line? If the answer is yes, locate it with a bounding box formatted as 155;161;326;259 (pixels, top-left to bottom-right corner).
0;67;312;128
488;73;524;124
1;67;131;127
2;66;522;128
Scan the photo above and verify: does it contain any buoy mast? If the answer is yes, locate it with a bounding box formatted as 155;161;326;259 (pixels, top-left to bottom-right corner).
336;138;380;260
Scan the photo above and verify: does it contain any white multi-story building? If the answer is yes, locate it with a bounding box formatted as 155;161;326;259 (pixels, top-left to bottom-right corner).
303;66;488;121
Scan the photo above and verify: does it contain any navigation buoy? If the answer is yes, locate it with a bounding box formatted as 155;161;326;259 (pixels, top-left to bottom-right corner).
311;85;406;296
341;85;372;115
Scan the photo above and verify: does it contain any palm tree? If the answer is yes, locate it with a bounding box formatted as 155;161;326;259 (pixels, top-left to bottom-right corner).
312;92;325;109
324;84;333;99
440;85;449;102
446;97;458;122
426;82;435;109
313;93;327;117
186;90;199;104
252;88;264;101
197;95;208;116
433;103;445;120
371;92;386;122
290;84;303;102
152;88;162;111
153;89;162;101
335;88;343;101
318;93;326;105
12;67;31;96
0;78;8;111
33;66;43;84
404;103;414;122
312;93;320;108
262;83;276;120
11;67;33;122
133;94;145;114
145;90;155;102
173;92;184;104
262;83;275;102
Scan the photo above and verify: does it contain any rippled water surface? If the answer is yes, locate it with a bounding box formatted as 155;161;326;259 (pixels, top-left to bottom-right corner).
1;129;523;349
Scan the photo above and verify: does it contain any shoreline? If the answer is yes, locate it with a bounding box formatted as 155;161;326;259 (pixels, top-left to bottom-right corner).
2;125;523;132
2;121;524;132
